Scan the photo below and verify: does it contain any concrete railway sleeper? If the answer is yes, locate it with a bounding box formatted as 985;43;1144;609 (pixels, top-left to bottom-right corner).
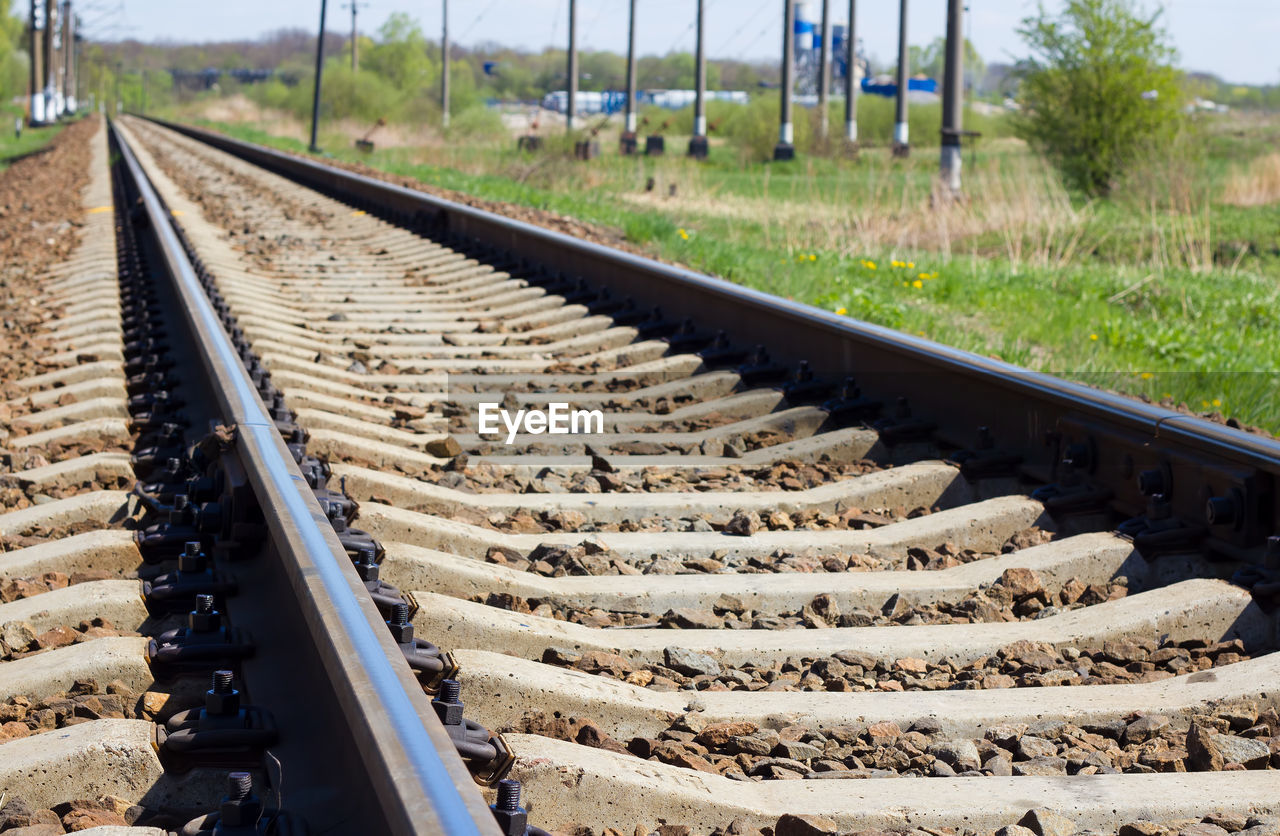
77;114;1280;834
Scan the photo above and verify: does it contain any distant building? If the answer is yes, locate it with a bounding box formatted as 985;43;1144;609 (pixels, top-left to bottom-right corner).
541;89;749;115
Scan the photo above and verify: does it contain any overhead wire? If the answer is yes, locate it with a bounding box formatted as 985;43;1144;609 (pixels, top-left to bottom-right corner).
715;0;772;56
456;0;500;43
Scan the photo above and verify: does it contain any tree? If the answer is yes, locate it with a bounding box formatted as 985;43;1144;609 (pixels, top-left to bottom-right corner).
911;36;985;89
0;0;26;105
1014;0;1185;196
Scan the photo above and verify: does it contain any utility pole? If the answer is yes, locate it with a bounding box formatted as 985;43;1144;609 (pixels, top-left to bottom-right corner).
940;0;964;194
114;60;121;115
892;0;909;156
773;0;795;160
28;0;43;124
565;0;577;131
141;68;147;114
817;0;830;141
620;0;637;153
309;0;328;152
441;0;450;129
844;0;857;143
43;0;55;118
342;1;365;72
62;1;74;112
688;0;707;158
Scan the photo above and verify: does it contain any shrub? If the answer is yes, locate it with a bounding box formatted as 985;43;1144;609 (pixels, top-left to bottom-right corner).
1013;0;1186;196
448;104;505;139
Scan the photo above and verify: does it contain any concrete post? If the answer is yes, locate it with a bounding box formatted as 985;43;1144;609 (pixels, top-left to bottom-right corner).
940;0;964;192
62;1;74;112
441;0;450;129
308;0;328;152
566;0;577;131
28;0;43;124
773;0;795;160
892;0;909;156
621;0;638;153
43;0;55;118
688;0;708;158
817;0;830;140
844;0;857;142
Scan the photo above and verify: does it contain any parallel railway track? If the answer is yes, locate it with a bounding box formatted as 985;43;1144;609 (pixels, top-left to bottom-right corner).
0;113;1277;834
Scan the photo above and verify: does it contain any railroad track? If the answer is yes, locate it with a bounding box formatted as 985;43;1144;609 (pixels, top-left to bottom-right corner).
1;113;1277;835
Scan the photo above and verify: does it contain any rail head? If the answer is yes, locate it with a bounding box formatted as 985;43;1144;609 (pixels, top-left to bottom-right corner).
111;118;499;835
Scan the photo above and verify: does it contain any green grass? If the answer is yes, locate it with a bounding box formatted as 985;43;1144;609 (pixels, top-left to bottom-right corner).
188;113;1280;433
0;105;66;173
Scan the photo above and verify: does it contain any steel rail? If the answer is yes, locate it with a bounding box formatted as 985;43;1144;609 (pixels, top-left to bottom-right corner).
146;118;1280;549
111;119;499;835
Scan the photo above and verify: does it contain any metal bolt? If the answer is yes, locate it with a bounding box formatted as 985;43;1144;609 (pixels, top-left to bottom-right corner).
227;771;252;800
794;360;812;382
388;601;414;644
220;770;263;827
840;378;859;400
1137;468;1166;496
1062;442;1090;470
440;679;460;703
495;779;521;812
190;593;220;632
206;669;241;717
1206;495;1238;526
355;545;380;581
432;679;464;726
169;494;190;525
490;777;528;836
179;541;203;573
976;426;993;450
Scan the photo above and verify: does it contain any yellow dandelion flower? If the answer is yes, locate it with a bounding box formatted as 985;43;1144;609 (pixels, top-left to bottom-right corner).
1201;400;1210;408
918;273;930;280
809;254;817;262
863;260;877;270
1212;398;1222;407
1089;333;1099;341
902;281;909;287
906;261;915;268
1162;393;1172;399
912;280;923;289
835;307;848;316
917;331;925;336
678;228;689;240
1140;372;1153;380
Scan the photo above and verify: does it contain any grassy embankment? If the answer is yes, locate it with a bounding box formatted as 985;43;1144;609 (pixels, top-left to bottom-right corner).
175;102;1280;432
0;104;66;172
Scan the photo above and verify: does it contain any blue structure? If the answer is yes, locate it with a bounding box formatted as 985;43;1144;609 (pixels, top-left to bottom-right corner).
861;77;938;98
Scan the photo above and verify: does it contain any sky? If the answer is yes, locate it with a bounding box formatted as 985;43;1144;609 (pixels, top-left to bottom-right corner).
83;0;1280;85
